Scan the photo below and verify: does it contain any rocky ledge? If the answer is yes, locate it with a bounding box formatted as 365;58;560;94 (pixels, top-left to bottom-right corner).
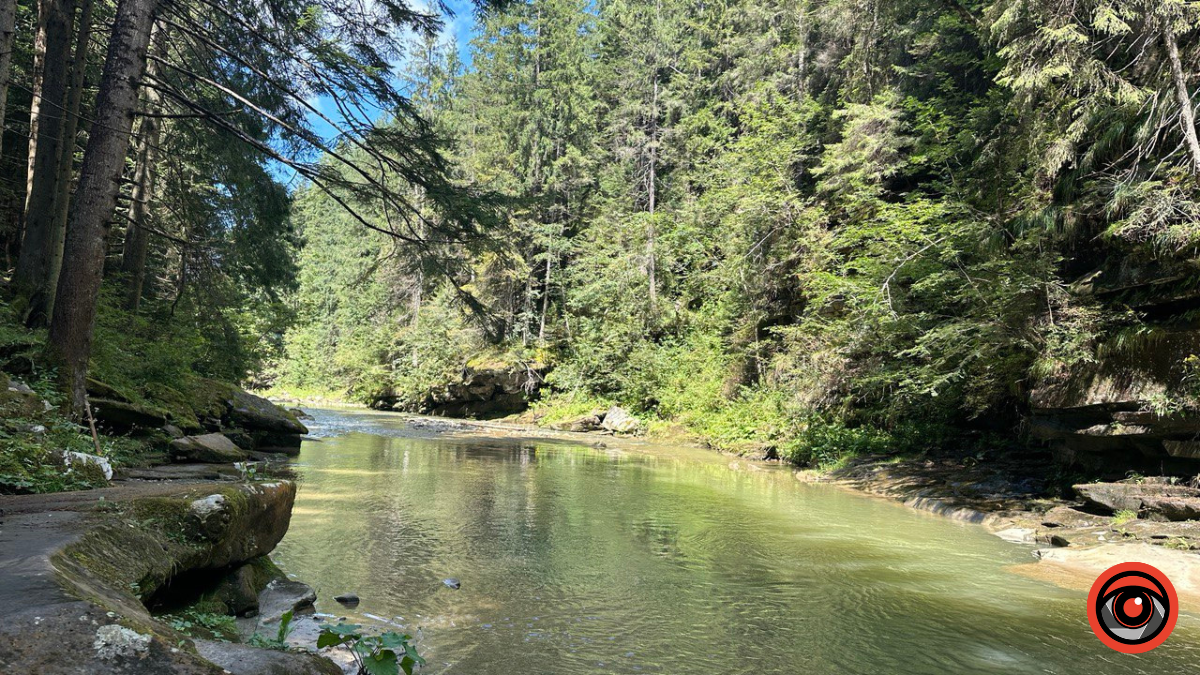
374;361;548;419
1029;260;1200;473
0;478;336;674
87;378;309;460
816;451;1200;608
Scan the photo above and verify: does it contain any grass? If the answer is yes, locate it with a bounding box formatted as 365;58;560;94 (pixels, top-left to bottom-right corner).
1161;537;1195;551
527;392;612;425
1111;509;1139;527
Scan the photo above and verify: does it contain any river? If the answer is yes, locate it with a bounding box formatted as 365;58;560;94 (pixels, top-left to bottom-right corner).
273;408;1200;674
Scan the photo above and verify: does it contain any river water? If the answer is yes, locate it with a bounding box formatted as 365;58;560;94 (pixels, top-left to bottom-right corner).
273;408;1200;674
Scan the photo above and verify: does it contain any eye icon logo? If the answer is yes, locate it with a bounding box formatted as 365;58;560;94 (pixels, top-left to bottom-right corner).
1087;562;1178;653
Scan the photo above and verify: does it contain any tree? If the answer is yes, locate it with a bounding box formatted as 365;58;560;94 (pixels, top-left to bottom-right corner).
49;0;161;416
0;0;16;158
44;0;95;320
16;0;74;322
119;21;165;311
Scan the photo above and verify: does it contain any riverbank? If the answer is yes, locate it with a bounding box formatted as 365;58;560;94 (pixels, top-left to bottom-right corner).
388;411;1200;611
0;375;339;674
810;452;1200;610
0;472;339;674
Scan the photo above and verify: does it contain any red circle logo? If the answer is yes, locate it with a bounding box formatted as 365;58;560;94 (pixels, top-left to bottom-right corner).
1087;562;1178;653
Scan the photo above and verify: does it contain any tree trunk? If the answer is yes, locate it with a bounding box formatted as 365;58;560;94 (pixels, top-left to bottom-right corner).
17;0;74;323
1163;26;1200;174
0;0;17;158
646;75;659;316
44;0;95;320
539;246;551;344
120;22;167;311
49;0;161;417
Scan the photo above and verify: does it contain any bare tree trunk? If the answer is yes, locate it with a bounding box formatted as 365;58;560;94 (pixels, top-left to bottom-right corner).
0;0;16;158
120;22;167;311
1164;26;1200;174
44;0;95;320
17;0;73;322
49;0;161;417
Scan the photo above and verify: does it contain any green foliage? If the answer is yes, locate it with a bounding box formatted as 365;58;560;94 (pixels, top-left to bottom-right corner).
1111;509;1138;527
248;610;295;651
318;623;425;675
163;609;240;642
272;0;1200;467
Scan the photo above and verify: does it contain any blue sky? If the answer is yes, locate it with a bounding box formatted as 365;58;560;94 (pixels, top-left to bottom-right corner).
299;0;479;149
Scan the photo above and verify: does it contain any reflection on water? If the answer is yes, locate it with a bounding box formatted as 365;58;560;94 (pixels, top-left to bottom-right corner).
275;408;1200;674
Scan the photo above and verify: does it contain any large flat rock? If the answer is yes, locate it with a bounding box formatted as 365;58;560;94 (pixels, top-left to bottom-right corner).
194;640;340;675
171;433;250;463
0;481;303;674
1075;482;1200;521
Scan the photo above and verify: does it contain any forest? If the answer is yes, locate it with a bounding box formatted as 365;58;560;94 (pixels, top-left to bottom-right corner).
1;1;1200;673
1;0;1199;482
277;0;1200;468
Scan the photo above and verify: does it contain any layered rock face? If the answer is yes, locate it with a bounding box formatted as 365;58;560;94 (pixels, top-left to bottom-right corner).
377;363;547;419
88;379;308;457
1030;261;1200;473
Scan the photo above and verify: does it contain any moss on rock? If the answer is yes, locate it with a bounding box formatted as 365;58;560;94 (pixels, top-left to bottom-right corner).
57;482;297;604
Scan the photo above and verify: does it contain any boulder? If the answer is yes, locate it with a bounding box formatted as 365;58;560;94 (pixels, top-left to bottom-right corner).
1041;506;1107;529
549;411;604;433
601;406;641;434
333;592;359;606
253;431;303;456
381;362;547;418
228;389;309;435
1;353;33;375
194;640;341;675
171;433;249;463
0;375;49;417
85;378;130;402
203;558;285;617
257;579;317;625
208;564;262;617
89;398;168;430
61;451;114;481
1075;482;1200;521
59;481;297;608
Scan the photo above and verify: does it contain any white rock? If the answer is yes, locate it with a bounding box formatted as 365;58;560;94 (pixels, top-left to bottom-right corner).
93;624;151;660
190;494;227;518
61;451;113;481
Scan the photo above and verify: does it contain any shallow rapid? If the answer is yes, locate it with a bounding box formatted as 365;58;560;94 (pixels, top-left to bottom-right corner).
273;408;1200;674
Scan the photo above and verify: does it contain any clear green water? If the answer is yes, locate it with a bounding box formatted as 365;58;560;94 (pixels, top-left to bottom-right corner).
274;409;1200;674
